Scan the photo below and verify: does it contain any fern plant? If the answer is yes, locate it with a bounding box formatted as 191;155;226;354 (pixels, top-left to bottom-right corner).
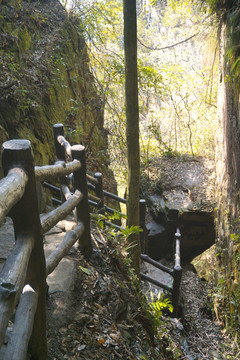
149;290;173;317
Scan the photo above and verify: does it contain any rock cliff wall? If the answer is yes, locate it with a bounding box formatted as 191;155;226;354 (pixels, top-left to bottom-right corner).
0;0;108;176
215;20;240;333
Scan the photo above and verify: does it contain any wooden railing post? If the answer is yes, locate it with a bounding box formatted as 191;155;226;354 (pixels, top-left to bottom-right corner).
2;140;47;359
172;229;182;318
139;199;146;253
94;172;105;227
94;172;104;213
53;123;66;162
71;145;92;259
53;123;68;203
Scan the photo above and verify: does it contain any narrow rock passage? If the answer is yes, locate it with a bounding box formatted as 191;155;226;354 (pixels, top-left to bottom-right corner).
141;257;239;360
168;266;239;360
179;267;224;360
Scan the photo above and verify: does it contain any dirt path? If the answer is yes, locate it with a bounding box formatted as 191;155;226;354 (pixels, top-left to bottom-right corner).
1;216;238;359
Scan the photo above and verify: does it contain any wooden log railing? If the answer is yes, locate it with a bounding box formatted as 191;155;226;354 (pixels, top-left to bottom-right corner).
0;126;92;359
140;228;183;317
0;123;182;359
49;125;182;316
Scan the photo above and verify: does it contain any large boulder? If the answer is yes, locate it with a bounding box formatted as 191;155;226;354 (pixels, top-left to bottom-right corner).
142;156;216;262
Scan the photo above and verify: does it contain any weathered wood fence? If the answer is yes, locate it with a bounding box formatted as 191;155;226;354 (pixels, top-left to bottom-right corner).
47;125;182;317
140;228;182;317
0;125;91;359
0;123;182;359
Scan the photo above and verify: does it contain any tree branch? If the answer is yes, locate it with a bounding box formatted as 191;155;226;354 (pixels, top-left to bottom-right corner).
137;33;199;51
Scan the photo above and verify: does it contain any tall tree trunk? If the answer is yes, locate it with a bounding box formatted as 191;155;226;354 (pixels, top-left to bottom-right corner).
123;0;140;276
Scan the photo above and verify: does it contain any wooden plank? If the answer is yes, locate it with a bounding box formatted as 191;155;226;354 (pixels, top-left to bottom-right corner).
41;190;83;234
46;222;84;275
0;168;28;227
3;285;38;360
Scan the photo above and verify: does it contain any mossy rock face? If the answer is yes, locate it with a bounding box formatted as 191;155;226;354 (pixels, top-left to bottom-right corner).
0;0;108;175
1;0;22;9
18;26;31;54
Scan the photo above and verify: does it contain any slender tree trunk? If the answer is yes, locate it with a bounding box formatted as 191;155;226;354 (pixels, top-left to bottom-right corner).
123;0;140;275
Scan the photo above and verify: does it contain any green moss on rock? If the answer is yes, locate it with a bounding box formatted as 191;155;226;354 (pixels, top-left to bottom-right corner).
0;0;107;174
19;26;31;54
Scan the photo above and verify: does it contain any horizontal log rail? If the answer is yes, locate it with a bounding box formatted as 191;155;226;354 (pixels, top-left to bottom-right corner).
40;190;83;234
140;254;174;275
87;173;99;184
140;272;173;293
0;168;28;226
46;222;84;275
60;183;72;201
35;159;81;181
103;189;127;204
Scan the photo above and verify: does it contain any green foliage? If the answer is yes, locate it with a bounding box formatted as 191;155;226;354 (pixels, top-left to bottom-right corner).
149;291;173;317
225;6;240;90
212;232;240;338
63;0;218;187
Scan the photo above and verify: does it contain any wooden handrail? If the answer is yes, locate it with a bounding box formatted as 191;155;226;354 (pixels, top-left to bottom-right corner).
0;126;97;358
46;222;84;275
103;189;127;204
40;190;83;234
0;168;28;226
87;173;99;184
1;139;47;358
140;254;174;275
35;159;81;181
140;228;182;317
140;272;173;293
0;123;152;358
